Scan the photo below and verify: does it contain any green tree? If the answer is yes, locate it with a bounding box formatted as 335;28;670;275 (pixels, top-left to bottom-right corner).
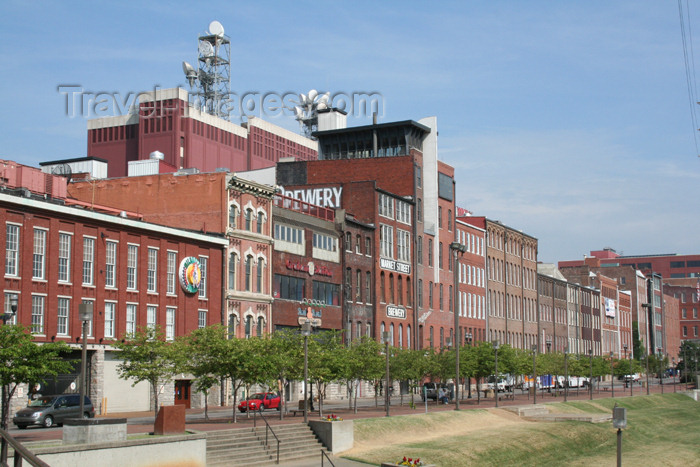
392;348;430;406
114;326;179;418
268;329;302;419
0;324;73;431
307;330;344;416
345;336;384;413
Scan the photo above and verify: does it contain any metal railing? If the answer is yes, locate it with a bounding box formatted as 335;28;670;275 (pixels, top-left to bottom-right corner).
253;409;281;464
1;428;50;467
321;449;336;466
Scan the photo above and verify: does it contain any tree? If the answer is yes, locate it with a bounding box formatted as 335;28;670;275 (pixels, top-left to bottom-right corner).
113;326;179;418
0;324;73;432
307;330;344;417
345;336;384;413
392;348;429;406
268;329;302;419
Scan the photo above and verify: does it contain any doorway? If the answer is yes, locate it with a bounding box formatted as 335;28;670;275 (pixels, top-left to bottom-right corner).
174;380;191;409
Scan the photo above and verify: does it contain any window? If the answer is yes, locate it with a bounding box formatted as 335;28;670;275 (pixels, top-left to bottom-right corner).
428;239;433;266
438;206;442;228
245;255;253;291
228;252;238;290
417;198;422;222
379;193;394;218
256;212;264;234
365;272;372;304
407;325;411;349
417;236;423;265
397;229;411;262
245;208;253;230
398;276;403;305
166;307;175;340
365;237;372;256
83;237;95;285
33;228;46;279
356;269;362;302
127;244;138;290
389;274;395;304
380;271;386;303
439;242;443;269
273;274;304;300
345;268;352;302
126;304;137;335
199;256;208;298
418;279;423;307
147;305;157;330
3;293;17;326
380;224;394;258
167;251;177;294
198;310;207;329
313;233;336;251
275;224;303;244
670;261;685;268
439;284;444;310
256;258;263;293
257;317;264;336
228;204;238;229
104;302;116;338
448;209;452;231
356;234;362;254
682;309;687;319
106;241;117;287
245;316;253;338
406;277;412;307
416;166;422;188
345;232;352;252
429;282;433;309
58;233;71;282
227;315;237;339
57;297;69;336
429;326;434;348
5;224;20;276
313;281;340;305
31;295;45;334
396;200;411;224
147;248;158;293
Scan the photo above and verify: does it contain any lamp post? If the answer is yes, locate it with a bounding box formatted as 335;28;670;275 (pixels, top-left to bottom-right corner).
658;350;664;394
645;345;650;395
1;295;18;464
466;332;473;399
609;351;615;398
382;331;391;417
624;344;632;396
564;345;569;402
589;349;594;401
612;405;627;467
532;345;537;405
493;340;499;408
78;303;93;419
683;345;689;391
301;320;311;423
450;241;467;410
672;357;676;393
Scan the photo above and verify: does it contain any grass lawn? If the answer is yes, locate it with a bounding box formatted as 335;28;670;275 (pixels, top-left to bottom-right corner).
342;393;700;466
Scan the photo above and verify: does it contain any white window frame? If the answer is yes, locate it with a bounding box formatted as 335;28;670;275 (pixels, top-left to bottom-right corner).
147;305;157;331
396;200;411;225
57;297;70;336
126;303;137;335
127;244;138;290
166;307;175;341
198;310;207;329
379;193;394;219
397;229;411;262
167;251;177;295
199;256;208;298
31;295;45;334
104;302;116;338
147;247;158;293
58;232;72;283
83;237;95;286
105;241;118;288
379;224;394;259
33;228;47;280
6;223;20;277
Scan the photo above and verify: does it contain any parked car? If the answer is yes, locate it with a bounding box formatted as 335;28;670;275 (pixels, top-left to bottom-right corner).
479;375;515;392
13;394;95;429
237;392;282;412
621;374;640;383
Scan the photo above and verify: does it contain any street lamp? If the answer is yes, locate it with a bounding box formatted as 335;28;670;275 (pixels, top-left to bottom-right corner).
532;345;537;405
450;241;467;411
672;357;676;393
589;349;594;401
493;340;499;408
609;351;615;398
78;303;93;419
624;344;632;396
612;405;627;467
564;345;569;402
683;345;689;391
466;332;473;399
657;350;664;395
301;320;312;423
382;331;391;417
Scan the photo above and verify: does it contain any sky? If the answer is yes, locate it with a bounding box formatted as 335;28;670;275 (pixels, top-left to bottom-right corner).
1;1;699;264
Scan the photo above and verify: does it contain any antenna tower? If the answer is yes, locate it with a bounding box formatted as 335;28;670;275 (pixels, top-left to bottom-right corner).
182;21;231;120
293;89;331;138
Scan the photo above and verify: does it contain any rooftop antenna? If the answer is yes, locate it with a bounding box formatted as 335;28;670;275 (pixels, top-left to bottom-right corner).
182;20;231;120
293;89;330;138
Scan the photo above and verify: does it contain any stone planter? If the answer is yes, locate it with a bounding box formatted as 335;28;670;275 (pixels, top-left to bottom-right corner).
308;419;353;454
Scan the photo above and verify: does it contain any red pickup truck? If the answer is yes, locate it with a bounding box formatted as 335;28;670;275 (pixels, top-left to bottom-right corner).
237;392;282;412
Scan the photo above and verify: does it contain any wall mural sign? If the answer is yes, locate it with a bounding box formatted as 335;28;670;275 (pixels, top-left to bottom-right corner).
279;185;343;209
285;260;332;277
179;257;202;294
386;305;406;319
380;257;411;274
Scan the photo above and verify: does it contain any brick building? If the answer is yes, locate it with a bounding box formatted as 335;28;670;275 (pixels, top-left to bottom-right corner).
1;161;228;414
664;278;699;349
559;248;700;279
86;88;317;178
455;218;486;346
537;266;571;354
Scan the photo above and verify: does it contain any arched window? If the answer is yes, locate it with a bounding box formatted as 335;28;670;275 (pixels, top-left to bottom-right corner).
407;325;411;349
256;212;264;234
440;327;444;349
227;314;237;339
397;276;403;305
389;273;395;304
245;208;253;231
256;258;264;293
228;252;238;290
398;324;403;348
245;315;252;338
390;323;395;346
245;255;253;291
257;316;264;336
229;204;238;229
356;234;362;254
380;271;386;303
406;277;412;307
429;326;434;348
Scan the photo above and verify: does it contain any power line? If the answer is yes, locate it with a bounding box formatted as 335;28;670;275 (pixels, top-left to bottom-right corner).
677;0;700;157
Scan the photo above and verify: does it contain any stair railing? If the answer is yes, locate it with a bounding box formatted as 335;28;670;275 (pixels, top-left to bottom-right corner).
253;409;281;464
1;427;50;467
321;449;336;466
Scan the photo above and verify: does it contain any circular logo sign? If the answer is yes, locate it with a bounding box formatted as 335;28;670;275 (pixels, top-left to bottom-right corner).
179;257;202;294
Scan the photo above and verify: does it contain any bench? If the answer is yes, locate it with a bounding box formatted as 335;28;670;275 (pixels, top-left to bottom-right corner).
290;400;318;417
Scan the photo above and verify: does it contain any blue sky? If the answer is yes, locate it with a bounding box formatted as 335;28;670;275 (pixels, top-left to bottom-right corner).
1;1;699;264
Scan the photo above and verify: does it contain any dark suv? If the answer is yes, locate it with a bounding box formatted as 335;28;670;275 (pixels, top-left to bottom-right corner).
13;394;95;429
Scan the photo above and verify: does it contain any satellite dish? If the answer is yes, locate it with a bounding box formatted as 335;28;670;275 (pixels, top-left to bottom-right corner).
299;93;307;107
51;164;72;183
182;61;197;86
308;89;318;102
209;20;224;37
317;102;327;110
199;41;214;57
182;61;195;74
